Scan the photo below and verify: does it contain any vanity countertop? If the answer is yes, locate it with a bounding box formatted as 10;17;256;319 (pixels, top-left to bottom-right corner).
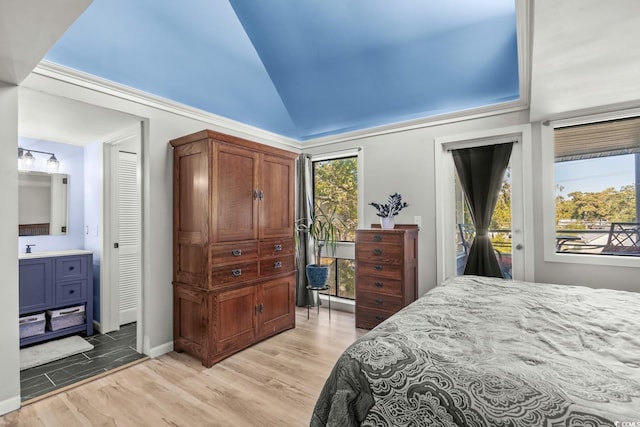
19;249;93;259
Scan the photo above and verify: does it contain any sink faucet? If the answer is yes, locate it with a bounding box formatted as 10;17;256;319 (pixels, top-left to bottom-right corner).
26;244;35;254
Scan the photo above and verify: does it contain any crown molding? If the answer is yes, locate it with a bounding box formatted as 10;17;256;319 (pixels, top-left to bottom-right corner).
31;61;301;151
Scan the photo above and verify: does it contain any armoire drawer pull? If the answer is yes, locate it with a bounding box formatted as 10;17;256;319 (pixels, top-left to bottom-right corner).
232;269;242;277
373;235;383;242
274;244;282;251
373;281;383;287
274;261;283;269
374;265;383;271
373;248;383;256
231;249;242;257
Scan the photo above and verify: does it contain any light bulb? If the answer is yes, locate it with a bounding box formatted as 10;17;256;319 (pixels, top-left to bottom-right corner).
47;154;59;173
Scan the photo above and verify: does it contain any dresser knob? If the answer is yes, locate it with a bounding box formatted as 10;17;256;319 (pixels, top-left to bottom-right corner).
373;248;383;256
373;235;382;242
374;265;383;271
373;281;383;288
69;266;75;271
375;315;384;321
374;299;383;305
274;244;282;251
69;290;75;294
231;249;242;257
274;261;282;269
232;269;242;277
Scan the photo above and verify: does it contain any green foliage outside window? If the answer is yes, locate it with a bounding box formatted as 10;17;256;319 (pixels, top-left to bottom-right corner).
313;157;358;241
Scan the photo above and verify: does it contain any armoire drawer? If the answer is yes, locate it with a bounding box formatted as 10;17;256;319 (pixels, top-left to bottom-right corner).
211;262;259;285
259;239;294;257
260;256;295;277
211;242;258;265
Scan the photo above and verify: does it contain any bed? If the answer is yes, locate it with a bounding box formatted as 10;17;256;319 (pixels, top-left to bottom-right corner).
310;275;640;426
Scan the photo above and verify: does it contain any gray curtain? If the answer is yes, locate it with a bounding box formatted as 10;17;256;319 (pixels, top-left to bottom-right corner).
295;154;320;307
452;143;513;278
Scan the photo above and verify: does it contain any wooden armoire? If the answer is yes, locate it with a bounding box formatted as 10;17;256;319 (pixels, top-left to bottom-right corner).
170;130;298;367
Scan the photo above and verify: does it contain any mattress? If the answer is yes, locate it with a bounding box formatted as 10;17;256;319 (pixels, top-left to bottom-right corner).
311;275;640;426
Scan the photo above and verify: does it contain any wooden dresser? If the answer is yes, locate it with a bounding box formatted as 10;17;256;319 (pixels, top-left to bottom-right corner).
355;225;419;329
170;130;297;367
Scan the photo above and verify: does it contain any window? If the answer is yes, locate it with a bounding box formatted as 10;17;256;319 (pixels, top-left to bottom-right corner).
552;116;640;257
313;156;358;299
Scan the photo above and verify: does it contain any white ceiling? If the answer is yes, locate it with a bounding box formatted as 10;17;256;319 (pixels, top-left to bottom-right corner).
529;0;640;121
3;0;640;146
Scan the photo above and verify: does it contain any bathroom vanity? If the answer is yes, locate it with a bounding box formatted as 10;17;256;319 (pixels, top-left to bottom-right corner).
19;250;93;347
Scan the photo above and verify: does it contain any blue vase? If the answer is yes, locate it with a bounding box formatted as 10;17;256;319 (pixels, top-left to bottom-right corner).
306;264;329;288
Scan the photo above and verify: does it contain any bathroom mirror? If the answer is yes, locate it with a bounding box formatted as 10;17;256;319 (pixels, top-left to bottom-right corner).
18;172;69;236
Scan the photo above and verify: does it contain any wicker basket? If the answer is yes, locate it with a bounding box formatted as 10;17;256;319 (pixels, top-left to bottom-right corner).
19;312;46;338
46;305;85;331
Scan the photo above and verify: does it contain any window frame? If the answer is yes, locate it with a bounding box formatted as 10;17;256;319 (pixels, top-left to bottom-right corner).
541;108;640;267
310;148;363;301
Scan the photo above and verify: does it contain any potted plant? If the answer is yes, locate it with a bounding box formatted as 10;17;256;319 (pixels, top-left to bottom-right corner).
369;193;409;229
297;206;342;288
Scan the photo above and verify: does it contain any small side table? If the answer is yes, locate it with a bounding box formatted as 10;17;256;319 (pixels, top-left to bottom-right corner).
306;285;331;320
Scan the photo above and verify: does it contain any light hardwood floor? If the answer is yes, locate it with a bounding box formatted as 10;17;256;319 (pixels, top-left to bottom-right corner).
1;307;365;427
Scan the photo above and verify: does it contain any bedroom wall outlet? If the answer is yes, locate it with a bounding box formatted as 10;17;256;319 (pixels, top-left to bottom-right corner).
414;216;422;227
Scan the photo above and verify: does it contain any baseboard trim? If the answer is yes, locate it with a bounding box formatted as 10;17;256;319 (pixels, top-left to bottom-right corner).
147;341;173;359
0;395;21;416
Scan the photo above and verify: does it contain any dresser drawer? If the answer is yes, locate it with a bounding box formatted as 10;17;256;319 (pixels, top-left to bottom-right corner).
260;255;295;277
356;290;402;313
55;256;89;281
211;242;258;265
356;261;403;280
211;261;258;285
355;243;402;263
355;306;394;329
55;280;87;305
356;275;402;295
356;231;404;245
259;239;294;257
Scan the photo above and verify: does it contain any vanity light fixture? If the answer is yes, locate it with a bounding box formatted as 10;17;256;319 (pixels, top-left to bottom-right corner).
18;148;60;173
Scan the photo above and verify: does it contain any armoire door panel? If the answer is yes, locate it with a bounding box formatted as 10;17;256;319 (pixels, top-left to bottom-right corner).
217;286;257;353
259;274;295;337
259;154;294;240
214;144;259;242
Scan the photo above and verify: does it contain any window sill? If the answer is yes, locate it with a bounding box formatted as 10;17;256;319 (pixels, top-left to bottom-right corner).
318;294;355;313
544;250;640;268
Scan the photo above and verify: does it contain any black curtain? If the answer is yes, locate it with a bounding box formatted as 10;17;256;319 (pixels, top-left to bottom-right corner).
452;143;513;278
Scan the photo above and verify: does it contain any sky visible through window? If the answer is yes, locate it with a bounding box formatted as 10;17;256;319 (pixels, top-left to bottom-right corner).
555;155;635;195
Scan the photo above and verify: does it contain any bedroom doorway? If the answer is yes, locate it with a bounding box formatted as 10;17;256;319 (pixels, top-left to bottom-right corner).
434;124;534;284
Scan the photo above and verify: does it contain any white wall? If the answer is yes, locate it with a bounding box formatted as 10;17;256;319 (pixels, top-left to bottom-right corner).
84;140;102;322
0;83;22;415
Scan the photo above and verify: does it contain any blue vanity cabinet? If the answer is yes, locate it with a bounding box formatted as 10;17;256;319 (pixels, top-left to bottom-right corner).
19;251;94;347
19;258;54;314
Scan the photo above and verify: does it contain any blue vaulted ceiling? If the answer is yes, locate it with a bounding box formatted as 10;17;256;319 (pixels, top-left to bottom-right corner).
44;0;519;141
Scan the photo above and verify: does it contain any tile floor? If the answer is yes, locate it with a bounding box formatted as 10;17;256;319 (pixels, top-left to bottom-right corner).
20;322;145;401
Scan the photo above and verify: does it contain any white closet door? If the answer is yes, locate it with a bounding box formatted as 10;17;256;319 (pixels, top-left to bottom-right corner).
116;151;140;325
